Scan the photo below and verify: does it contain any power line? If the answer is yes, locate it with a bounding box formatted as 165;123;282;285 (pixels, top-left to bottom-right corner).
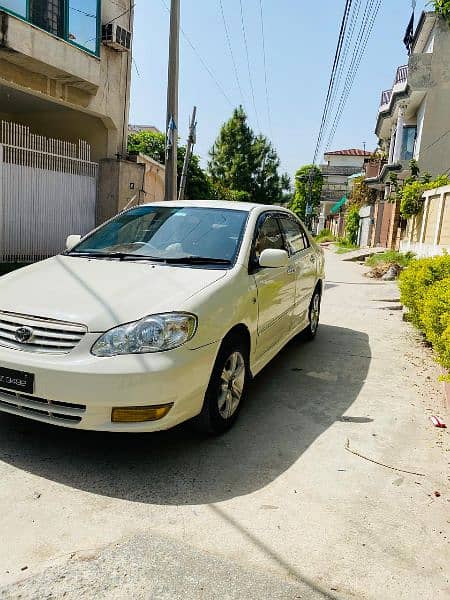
160;0;233;107
312;0;354;164
328;0;362;120
105;4;136;26
258;0;273;139
218;0;246;108
239;0;261;131
326;0;378;148
325;0;382;150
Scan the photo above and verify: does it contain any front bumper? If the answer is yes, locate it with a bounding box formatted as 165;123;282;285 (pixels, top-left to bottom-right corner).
0;335;218;432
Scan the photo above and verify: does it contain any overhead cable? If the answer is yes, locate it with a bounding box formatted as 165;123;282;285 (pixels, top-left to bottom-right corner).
312;0;354;164
239;0;261;131
218;0;246;109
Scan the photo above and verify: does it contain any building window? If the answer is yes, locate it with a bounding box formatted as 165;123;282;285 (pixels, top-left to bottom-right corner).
68;0;99;54
400;126;417;161
0;0;100;55
30;0;64;37
0;0;27;16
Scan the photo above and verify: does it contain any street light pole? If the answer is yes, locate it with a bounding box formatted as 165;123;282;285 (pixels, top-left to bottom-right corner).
164;0;180;201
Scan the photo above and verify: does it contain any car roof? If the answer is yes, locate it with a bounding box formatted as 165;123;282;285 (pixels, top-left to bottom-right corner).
138;199;292;214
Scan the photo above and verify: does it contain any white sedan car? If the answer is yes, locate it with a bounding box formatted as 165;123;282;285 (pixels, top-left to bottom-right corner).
0;201;324;434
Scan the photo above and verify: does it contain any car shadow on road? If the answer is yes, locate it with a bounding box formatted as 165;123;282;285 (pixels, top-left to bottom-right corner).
0;324;370;505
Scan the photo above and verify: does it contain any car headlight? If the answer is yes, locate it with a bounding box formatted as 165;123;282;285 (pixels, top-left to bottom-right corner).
91;313;197;357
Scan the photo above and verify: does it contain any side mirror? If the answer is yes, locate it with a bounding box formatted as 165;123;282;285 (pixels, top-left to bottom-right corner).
66;235;81;251
259;248;289;269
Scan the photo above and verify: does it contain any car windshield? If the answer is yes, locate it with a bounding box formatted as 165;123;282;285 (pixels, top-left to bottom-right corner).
69;206;248;264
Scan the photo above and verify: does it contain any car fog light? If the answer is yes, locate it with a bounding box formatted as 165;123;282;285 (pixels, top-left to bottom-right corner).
111;404;173;423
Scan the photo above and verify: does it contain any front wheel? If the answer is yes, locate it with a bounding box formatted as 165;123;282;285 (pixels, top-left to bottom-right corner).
194;336;249;435
303;288;321;340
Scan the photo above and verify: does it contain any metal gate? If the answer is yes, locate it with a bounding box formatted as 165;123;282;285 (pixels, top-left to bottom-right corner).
0;121;97;262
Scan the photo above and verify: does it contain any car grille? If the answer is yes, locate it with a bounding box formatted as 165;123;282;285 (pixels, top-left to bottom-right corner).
0;311;87;354
0;388;86;425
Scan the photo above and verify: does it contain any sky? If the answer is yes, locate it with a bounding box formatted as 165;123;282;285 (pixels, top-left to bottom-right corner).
129;0;427;178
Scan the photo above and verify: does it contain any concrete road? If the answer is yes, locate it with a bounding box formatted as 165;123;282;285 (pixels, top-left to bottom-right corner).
0;249;449;599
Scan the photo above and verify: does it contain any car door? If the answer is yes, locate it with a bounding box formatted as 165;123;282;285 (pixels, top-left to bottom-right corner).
251;213;296;359
278;216;317;326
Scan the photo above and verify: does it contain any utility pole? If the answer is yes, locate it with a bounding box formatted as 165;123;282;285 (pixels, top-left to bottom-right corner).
164;0;180;201
178;106;197;200
305;167;314;230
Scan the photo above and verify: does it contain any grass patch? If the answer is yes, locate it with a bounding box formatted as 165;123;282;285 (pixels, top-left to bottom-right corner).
0;263;30;276
315;228;336;243
335;238;358;253
366;251;415;269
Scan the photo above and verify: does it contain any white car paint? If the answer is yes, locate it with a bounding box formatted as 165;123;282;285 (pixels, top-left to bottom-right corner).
0;200;324;432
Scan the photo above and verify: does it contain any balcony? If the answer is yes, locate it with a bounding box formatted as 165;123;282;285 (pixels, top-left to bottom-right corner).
0;10;101;95
379;65;408;110
395;65;408;84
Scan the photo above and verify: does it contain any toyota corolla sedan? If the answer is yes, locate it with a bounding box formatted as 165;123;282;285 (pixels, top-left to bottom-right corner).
0;201;324;434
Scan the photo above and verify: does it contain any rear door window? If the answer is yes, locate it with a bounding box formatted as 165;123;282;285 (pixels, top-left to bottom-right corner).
278;217;309;254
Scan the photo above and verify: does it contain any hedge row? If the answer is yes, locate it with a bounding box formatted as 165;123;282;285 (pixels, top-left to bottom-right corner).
399;254;450;376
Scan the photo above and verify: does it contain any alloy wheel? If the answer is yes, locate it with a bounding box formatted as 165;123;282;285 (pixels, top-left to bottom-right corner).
310;293;320;334
217;351;246;419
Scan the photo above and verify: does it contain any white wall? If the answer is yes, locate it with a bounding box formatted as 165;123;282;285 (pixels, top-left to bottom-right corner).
323;154;366;168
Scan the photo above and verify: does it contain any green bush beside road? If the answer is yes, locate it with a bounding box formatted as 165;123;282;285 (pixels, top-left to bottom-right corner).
399;254;450;376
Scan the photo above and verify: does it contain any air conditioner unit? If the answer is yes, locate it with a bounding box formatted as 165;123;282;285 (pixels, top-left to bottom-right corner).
102;23;132;52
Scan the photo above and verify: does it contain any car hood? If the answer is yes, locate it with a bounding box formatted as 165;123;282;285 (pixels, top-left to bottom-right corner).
0;255;228;331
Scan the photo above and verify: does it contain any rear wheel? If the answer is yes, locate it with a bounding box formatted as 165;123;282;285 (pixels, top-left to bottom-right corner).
303;288;321;340
194;335;249;435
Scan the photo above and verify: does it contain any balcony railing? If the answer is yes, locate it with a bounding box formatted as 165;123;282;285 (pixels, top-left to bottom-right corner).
380;90;392;106
321;165;364;176
379;65;409;108
395;65;408;84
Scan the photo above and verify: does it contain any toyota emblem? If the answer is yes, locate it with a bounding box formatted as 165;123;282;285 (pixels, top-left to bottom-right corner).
15;326;34;344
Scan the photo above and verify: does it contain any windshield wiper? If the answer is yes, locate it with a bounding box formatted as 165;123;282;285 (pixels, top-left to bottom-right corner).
68;252;165;261
161;256;232;265
68;252;231;265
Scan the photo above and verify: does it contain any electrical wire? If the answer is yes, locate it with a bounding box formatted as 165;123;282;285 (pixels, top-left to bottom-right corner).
325;0;382;150
218;0;246;109
328;0;362;120
239;0;261;131
312;0;354;164
326;0;378;148
258;0;273;139
160;0;234;108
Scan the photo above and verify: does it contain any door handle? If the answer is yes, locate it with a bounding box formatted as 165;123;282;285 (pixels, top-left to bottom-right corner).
310;255;316;262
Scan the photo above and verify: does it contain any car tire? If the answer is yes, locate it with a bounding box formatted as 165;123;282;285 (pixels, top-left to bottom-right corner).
303;287;321;341
194;334;249;435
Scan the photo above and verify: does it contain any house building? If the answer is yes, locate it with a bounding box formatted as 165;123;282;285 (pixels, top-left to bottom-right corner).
318;149;370;233
129;125;161;135
365;10;450;250
0;0;140;259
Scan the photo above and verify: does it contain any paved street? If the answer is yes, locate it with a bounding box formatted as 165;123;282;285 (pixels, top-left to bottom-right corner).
0;248;449;600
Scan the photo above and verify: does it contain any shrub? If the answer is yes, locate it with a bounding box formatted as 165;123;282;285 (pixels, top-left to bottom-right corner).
400;175;450;218
422;278;450;374
366;251;415;269
345;205;360;245
399;254;450;329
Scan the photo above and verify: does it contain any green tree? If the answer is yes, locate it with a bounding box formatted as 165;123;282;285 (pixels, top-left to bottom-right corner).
127;130;212;199
208;107;285;203
289;164;323;220
433;0;450;23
